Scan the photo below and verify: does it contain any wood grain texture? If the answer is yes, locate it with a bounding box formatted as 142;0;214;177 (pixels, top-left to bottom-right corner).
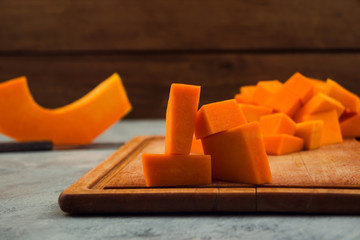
1;0;360;51
267;140;360;188
59;136;360;214
257;188;360;214
1;0;359;120
59;136;255;213
105;137;360;189
1;53;360;118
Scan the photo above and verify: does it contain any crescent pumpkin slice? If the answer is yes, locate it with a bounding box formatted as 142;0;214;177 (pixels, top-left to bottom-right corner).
0;73;131;144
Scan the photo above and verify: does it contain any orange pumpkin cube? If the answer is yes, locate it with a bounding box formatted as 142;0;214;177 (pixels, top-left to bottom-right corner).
259;112;297;136
295;121;324;150
263;134;304;155
308;78;328;96
293;93;345;122
237;85;256;104
238;103;273;122
283;72;314;104
240;85;256;95
271;86;302;118
252;80;283;107
195;99;247;139
142;154;212;187
340;113;360;138
326;78;360;113
190;134;204;154
165;83;200;154
235;93;254;104
201;122;272;184
301;110;343;145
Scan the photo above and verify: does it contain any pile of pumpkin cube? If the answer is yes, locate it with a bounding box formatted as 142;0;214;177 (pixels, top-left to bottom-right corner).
234;72;360;155
141;73;360;187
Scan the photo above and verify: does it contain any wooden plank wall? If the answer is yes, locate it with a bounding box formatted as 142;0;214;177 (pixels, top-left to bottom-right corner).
1;0;359;118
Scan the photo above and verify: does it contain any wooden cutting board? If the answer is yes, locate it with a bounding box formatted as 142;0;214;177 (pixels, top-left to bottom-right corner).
59;136;360;214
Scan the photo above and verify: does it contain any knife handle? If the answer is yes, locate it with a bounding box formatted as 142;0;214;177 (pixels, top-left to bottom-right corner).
0;141;53;152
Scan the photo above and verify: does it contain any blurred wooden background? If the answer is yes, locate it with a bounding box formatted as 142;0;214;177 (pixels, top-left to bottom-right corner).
0;0;359;118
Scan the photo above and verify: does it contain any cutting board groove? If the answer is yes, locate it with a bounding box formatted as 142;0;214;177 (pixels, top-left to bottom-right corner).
59;136;360;214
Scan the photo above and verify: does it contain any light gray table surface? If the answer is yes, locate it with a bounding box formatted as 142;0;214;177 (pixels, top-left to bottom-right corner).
1;119;359;240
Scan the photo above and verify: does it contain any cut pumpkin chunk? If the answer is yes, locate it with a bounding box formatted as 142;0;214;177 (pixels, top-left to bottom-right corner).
295;121;324;150
259;112;296;136
165;83;200;154
201;122;272;184
340;113;360;138
142;154;212;187
326;78;360;112
283;72;314;104
263;134;304;155
308;78;328;95
234;93;254;104
190;134;204;154
238;103;273;122
0;73;131;144
240;85;256;95
293;93;345;122
194;99;247;139
301;110;343;145
235;85;256;104
252;80;283;107
271;86;302;117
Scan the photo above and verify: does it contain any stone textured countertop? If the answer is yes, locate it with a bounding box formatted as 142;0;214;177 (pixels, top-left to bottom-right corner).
1;120;360;240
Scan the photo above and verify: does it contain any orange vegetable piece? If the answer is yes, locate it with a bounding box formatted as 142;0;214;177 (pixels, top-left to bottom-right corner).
259;112;296;136
263;134;304;155
142;154;212;187
165;83;200;154
237;85;256;103
340;113;360;138
293;93;345;122
0;73;131;144
190;134;204;154
301;110;343;145
201;122;272;184
326;78;360;112
308;78;328;95
271;86;302;117
234;93;254;104
283;72;314;104
295;121;324;150
252;80;283;107
194;99;247;139
238;103;273;122
240;85;256;96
